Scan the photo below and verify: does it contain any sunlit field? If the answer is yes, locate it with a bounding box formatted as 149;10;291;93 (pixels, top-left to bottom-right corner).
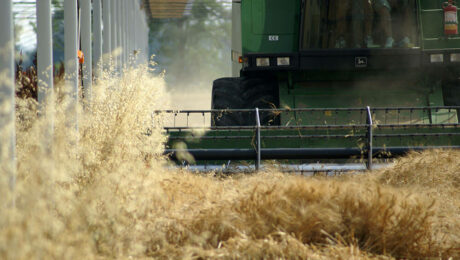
1;66;459;259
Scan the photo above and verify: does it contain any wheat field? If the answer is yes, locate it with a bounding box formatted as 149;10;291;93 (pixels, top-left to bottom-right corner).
0;66;459;259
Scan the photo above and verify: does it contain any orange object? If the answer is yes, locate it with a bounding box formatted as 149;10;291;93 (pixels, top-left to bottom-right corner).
78;50;85;64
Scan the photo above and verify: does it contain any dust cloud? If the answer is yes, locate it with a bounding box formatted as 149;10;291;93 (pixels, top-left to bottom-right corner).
168;87;211;110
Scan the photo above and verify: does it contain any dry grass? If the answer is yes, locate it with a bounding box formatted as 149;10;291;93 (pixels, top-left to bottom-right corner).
0;65;459;259
376;150;460;256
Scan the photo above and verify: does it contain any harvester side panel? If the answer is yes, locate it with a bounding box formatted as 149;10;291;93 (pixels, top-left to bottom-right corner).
241;0;301;53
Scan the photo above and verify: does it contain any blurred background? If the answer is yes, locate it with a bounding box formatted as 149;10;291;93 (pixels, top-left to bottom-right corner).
13;0;232;109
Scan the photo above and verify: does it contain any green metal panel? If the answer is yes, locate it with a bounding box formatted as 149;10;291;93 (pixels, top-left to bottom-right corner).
419;0;441;9
276;69;451;125
251;0;297;34
419;0;460;49
241;0;301;53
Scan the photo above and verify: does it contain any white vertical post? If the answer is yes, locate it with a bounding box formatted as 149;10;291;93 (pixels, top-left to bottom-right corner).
124;1;129;66
117;0;123;71
37;0;55;151
93;0;103;78
140;9;145;63
0;0;16;191
132;2;135;63
137;0;147;64
134;1;139;65
127;1;131;65
81;0;92;101
102;0;111;71
64;0;79;129
110;0;118;70
144;11;149;63
131;1;136;64
37;0;54;106
120;0;126;69
134;1;138;65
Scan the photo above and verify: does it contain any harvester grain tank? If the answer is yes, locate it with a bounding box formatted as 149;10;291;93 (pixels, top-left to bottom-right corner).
161;0;460;170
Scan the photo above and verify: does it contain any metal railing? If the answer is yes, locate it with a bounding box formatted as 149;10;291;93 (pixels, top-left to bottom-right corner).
155;106;460;171
155;106;460;128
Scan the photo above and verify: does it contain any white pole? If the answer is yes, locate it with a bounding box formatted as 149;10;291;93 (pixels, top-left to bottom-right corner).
121;0;125;67
138;3;141;62
140;9;145;63
120;0;124;67
102;0;111;71
37;0;55;151
124;1;129;66
139;1;145;63
131;1;136;64
127;1;131;64
117;0;123;71
0;0;16;191
135;1;139;63
143;11;149;63
81;0;92;101
110;0;118;70
135;1;139;64
37;0;54;106
134;2;139;65
93;0;103;78
64;0;78;130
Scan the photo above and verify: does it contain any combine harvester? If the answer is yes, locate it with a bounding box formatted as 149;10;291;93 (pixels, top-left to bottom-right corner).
157;0;460;172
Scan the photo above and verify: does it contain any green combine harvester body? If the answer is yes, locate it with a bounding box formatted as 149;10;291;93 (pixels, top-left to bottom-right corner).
237;0;460;117
161;0;460;170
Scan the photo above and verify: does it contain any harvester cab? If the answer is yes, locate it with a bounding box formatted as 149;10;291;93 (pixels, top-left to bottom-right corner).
159;0;460;172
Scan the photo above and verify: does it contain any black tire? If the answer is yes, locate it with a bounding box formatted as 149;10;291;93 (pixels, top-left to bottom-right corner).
240;77;279;126
211;78;245;126
211;76;279;126
442;81;460;121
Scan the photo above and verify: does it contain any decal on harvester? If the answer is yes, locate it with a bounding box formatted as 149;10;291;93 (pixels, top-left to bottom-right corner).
268;35;279;41
355;57;368;68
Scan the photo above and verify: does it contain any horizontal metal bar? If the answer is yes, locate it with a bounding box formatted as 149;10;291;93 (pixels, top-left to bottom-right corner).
376;123;460;129
168;134;366;140
154;106;460;114
168;132;460;141
374;133;460;138
165;126;257;131
263;125;368;130
165;146;460;161
165;124;368;131
169;135;254;140
170;163;391;173
164;123;460;133
155;108;366;114
369;106;460;111
262;135;365;139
